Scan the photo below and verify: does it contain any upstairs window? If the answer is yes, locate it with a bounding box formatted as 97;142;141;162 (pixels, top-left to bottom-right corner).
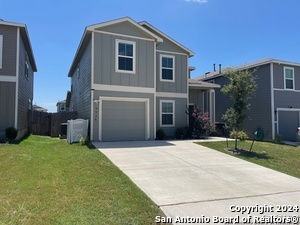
25;60;29;79
60;104;66;111
284;67;294;90
0;35;3;69
116;39;136;73
160;55;175;82
160;100;175;127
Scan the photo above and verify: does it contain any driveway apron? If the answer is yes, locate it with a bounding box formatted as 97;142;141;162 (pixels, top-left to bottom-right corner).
93;139;300;224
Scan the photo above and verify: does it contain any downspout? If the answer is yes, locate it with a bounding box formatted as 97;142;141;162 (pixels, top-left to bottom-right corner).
14;27;20;129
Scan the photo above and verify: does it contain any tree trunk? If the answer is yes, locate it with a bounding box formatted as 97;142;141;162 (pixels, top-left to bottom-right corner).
235;128;238;150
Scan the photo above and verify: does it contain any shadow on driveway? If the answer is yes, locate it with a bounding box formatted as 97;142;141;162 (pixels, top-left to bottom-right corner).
93;140;176;149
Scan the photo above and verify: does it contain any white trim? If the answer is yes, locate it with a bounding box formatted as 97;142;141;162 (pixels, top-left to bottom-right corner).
98;97;150;141
0;75;17;82
139;21;194;57
270;63;275;139
115;39;136;74
209;89;215;125
284;66;295;90
186;55;189;126
14;28;20;129
160;100;175;127
154;42;157;139
90;32;95;141
0;35;3;69
160;54;175;82
92;84;155;93
87;17;163;43
156;50;188;56
156;92;188;98
273;88;300;93
92;29;156;42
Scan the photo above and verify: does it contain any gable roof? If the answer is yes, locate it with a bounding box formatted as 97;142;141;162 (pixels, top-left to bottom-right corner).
68;17;164;77
139;21;195;57
0;20;37;72
196;58;300;80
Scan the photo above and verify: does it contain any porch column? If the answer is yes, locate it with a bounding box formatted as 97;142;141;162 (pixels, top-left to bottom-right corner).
209;89;215;125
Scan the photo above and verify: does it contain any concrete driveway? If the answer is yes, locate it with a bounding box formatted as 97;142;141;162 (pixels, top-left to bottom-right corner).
93;139;300;224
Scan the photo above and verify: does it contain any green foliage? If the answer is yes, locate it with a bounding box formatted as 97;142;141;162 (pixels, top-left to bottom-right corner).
175;127;189;139
221;68;257;149
5;127;18;140
156;129;166;140
274;135;282;144
230;130;249;141
79;136;88;146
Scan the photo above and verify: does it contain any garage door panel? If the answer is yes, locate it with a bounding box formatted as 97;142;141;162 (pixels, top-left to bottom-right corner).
102;101;146;141
278;111;300;141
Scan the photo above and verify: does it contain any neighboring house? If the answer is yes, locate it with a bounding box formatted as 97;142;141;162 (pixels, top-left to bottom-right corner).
32;104;48;112
56;100;68;112
68;17;219;141
197;58;300;141
0;19;37;139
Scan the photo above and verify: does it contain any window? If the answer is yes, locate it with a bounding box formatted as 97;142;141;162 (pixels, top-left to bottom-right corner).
116;39;136;73
160;100;175;127
0;35;3;69
284;67;294;90
25;60;29;79
60;104;66;111
160;55;175;82
77;63;80;79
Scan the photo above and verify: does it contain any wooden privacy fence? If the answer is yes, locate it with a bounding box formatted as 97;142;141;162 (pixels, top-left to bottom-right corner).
32;111;78;137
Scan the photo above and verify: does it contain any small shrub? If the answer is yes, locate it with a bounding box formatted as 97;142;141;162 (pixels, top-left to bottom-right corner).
5;127;18;140
156;129;166;140
79;136;88;146
230;130;248;141
175;127;189;139
274;135;282;144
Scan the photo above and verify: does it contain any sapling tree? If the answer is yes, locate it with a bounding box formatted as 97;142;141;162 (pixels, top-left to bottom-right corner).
221;68;257;150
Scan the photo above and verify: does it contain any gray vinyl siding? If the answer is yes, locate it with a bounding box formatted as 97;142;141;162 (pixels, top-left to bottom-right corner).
204;64;273;139
17;35;34;137
0;82;16;135
93;32;154;88
156;97;188;138
189;89;205;107
0;25;17;76
274;91;300;109
70;40;92;120
92;90;154;141
156;53;188;93
273;63;300;90
96;21;155;40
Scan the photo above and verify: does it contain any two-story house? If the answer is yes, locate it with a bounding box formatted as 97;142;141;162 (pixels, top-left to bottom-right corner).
68;17;219;141
198;58;300;141
0;20;37;139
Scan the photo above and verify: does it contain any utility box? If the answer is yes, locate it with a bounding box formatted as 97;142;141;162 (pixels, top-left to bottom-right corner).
67;119;88;144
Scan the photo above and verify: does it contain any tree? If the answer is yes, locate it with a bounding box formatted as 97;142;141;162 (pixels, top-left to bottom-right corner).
221;68;257;150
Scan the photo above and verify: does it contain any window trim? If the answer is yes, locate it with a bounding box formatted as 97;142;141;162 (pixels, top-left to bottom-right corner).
24;59;29;79
115;39;136;74
284;66;294;90
160;100;175;127
160;54;175;82
0;35;3;69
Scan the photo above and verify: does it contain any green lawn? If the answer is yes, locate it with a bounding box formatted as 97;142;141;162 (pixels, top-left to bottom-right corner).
0;135;167;225
197;140;300;179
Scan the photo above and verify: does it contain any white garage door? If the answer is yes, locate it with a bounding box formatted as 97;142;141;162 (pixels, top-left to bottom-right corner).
102;101;146;141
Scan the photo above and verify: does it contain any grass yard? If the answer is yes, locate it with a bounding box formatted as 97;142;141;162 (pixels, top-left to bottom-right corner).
197;140;300;179
0;135;167;225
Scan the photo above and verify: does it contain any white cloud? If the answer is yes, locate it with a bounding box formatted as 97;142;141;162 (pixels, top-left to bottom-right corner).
184;0;208;3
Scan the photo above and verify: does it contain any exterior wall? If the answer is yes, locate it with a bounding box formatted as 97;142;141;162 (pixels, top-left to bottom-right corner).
92;90;154;141
93;32;155;88
70;40;92;120
0;25;17;76
156;53;188;93
0;82;16;136
156;97;188;138
17;34;34;138
273;63;300;90
189;89;205;107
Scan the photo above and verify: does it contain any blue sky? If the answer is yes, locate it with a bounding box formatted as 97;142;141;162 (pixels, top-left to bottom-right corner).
1;0;300;112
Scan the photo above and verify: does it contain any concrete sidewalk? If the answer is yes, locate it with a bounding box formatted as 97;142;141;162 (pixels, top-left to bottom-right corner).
93;139;300;224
